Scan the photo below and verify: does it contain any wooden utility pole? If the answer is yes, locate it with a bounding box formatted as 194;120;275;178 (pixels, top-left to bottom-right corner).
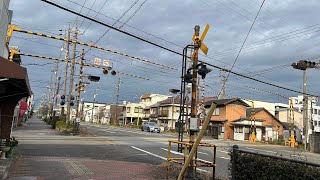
75;49;84;121
62;26;71;115
66;25;78;124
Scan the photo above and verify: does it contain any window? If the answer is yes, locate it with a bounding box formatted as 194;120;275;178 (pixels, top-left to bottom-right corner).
126;107;131;113
134;107;139;113
315;121;318;127
218;126;225;133
213;108;220;115
235;126;243;133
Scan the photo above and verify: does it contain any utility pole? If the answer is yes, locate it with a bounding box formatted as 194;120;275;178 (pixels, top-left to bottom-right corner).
291;60;317;150
91;87;97;123
51;62;59;117
115;78;122;125
75;49;84;121
66;24;78;124
62;25;71;115
219;69;227;99
303;70;308;150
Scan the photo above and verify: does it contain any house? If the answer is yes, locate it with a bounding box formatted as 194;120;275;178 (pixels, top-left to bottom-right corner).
204;98;284;141
157;96;189;129
123;102;144;125
103;104;125;125
205;98;250;140
0;1;31;140
80;101;106;123
246;108;284;141
140;93;170;107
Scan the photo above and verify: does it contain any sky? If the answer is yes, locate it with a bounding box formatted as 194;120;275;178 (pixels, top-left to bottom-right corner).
8;0;320;107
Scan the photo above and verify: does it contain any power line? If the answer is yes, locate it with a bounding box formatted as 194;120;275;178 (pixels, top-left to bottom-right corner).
82;0;109;34
41;0;182;56
79;0;97;29
221;0;266;97
84;0;141;55
118;0;148;29
40;0;319;97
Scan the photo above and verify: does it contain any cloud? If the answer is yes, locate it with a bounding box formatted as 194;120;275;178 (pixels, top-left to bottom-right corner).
7;0;320;107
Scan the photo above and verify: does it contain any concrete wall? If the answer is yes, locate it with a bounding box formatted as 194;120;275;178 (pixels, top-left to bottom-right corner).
276;110;303;130
243;99;276;115
310;133;320;153
0;0;11;58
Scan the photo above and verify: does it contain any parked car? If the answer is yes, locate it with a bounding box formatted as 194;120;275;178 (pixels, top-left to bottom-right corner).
141;122;160;133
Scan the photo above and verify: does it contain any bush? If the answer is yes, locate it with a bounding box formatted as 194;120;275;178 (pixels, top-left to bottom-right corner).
229;148;320;179
56;120;66;131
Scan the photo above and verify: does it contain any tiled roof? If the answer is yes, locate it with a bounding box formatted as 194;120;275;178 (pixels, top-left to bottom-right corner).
140;94;151;99
205;98;249;107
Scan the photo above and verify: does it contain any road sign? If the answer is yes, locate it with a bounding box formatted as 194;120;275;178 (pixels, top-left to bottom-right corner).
192;24;210;55
56;94;61;99
94;58;101;65
103;60;112;68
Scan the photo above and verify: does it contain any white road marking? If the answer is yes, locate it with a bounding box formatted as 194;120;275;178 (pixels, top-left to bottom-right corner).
132;146;211;173
218;150;229;154
131;146;167;160
220;157;230;160
197;151;209;155
160;148;214;163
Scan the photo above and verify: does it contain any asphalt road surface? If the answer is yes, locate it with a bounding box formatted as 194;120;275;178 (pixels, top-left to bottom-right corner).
7;117;320;180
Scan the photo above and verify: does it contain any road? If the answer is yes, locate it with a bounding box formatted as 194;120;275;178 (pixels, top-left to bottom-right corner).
7;117;320;179
83;122;320;178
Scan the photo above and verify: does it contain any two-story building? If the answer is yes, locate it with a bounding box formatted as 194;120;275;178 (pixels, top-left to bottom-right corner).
80;101;107;123
205;98;284;141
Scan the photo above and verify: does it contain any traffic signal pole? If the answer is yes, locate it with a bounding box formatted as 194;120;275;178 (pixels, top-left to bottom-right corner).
66;25;78;124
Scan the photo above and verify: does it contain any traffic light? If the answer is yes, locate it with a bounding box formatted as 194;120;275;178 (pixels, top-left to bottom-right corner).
103;69;116;76
60;100;65;105
61;95;65;100
292;60;317;70
88;75;100;82
70;95;74;106
184;70;193;84
304;60;316;68
197;63;212;79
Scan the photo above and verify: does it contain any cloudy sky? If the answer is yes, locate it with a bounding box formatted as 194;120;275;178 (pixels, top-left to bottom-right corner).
8;0;320;107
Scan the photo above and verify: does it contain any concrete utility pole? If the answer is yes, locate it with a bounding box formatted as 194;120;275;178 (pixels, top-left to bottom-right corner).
51;62;59;117
303;70;308;150
62;25;71;115
219;69;227;99
66;24;78;124
291;60;317;150
115;78;122;124
91;87;98;123
75;49;84;121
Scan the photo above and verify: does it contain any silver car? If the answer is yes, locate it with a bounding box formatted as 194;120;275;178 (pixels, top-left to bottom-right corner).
141;122;160;133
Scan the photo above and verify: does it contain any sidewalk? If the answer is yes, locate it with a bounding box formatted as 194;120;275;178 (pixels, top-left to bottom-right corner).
5;117;176;180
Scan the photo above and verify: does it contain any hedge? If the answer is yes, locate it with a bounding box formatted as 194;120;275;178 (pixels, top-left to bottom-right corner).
229;147;320;180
